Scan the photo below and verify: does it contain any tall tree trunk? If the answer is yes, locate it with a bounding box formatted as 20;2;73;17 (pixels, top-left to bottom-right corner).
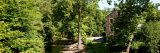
78;1;82;51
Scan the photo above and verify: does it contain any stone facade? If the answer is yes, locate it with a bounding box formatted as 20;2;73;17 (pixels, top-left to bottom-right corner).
106;9;118;36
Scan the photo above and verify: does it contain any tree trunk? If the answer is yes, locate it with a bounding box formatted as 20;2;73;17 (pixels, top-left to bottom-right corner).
78;1;82;51
126;33;134;53
126;41;131;53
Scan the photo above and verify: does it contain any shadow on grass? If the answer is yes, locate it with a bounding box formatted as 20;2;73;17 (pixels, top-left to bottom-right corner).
86;42;111;53
45;45;63;53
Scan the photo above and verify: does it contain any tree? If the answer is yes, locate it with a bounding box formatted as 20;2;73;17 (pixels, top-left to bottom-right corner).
142;5;160;53
0;0;52;52
48;0;106;51
108;0;150;52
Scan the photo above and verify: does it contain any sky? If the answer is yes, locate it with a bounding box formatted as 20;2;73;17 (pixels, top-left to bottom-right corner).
98;0;160;10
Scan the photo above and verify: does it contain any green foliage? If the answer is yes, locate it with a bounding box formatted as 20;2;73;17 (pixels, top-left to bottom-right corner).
2;0;160;53
83;39;93;45
111;0;150;46
0;0;52;52
131;41;144;49
146;8;160;22
50;0;106;42
143;21;160;53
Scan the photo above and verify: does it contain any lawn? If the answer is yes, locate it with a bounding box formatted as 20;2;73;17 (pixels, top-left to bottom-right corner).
86;42;111;53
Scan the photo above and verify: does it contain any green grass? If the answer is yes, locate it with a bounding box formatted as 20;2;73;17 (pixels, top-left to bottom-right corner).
86;42;111;53
45;45;63;53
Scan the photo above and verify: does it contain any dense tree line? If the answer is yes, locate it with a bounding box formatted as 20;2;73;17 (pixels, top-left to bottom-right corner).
0;0;160;53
